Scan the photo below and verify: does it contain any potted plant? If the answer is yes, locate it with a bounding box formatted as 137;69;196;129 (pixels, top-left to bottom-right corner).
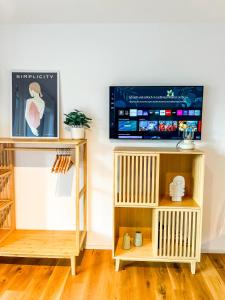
64;109;92;139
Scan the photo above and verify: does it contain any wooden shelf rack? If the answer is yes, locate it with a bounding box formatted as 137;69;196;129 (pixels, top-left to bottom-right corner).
113;147;204;274
0;138;87;275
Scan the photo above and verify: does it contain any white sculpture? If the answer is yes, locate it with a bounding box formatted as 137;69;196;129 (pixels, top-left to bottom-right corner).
169;176;185;202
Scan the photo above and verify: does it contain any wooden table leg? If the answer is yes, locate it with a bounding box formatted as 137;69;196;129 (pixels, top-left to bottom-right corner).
191;261;196;274
71;256;76;276
115;259;120;272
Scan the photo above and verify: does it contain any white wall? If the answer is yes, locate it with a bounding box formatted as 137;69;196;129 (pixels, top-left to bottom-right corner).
0;23;225;251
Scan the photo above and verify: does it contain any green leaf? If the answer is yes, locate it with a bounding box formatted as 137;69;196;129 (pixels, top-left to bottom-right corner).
64;109;92;128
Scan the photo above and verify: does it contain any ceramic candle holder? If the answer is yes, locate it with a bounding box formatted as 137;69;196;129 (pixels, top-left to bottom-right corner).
134;231;143;247
123;233;131;250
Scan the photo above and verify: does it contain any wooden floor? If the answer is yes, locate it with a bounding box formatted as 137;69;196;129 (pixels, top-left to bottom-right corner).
0;250;224;299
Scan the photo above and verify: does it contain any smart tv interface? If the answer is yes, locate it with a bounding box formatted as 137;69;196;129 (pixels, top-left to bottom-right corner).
109;86;204;140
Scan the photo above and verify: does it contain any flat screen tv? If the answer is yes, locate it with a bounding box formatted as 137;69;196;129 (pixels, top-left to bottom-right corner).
110;86;204;140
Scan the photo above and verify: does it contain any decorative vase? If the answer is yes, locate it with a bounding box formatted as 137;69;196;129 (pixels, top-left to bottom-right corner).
134;231;143;247
70;127;85;139
179;139;195;150
123;233;131;250
169;176;185;202
179;127;195;150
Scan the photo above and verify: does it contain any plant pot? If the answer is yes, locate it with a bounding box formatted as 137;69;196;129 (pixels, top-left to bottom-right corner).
70;127;85;139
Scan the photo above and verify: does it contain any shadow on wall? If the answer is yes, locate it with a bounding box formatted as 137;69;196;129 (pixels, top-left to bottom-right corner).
55;169;73;197
15;151;73;197
15;151;57;168
201;146;225;252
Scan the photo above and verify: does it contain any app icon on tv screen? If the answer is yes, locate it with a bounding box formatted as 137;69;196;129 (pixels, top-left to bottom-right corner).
129;109;137;117
178;121;198;132
165;110;171;116
188;110;195;116
118;120;137;131
177;110;183;116
159;121;178;132
139;121;158;131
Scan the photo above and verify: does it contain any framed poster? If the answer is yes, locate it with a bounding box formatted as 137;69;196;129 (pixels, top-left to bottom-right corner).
12;71;59;138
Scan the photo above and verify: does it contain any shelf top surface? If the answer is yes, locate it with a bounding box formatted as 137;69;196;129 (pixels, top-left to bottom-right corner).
0;138;86;145
0;230;78;257
115;237;153;259
114;147;204;155
159;197;200;208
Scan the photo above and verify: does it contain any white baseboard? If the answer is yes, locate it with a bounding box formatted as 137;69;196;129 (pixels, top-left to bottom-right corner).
201;248;225;254
85;243;112;250
84;245;225;253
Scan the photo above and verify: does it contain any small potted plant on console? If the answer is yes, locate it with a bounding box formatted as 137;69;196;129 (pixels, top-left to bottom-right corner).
64;109;92;139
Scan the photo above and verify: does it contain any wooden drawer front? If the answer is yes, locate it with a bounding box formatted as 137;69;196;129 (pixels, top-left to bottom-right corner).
157;209;200;259
114;153;159;206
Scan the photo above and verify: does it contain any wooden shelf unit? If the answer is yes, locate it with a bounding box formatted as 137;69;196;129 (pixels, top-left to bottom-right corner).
113;147;205;274
0;138;87;275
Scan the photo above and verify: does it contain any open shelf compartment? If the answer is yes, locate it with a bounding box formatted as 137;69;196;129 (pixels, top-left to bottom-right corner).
114;207;155;260
159;153;204;208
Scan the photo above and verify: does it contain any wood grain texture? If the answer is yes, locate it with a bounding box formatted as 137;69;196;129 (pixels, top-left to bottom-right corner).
0;201;13;211
115;154;159;206
0;230;79;258
0;144;15;245
0;170;11;178
159;196;199;208
0;138;86;145
114;147;204;155
0;251;223;300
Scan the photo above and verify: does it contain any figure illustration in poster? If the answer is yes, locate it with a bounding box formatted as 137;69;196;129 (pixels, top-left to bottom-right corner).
12;72;59;138
25;82;45;136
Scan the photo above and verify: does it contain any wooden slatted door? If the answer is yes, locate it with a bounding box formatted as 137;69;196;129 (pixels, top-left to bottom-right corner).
156;208;201;260
114;153;159;207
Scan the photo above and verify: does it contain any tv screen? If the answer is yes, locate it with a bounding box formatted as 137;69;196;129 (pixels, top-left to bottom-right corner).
109;86;203;140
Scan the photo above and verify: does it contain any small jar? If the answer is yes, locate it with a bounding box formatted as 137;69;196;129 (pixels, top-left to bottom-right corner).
123;233;131;250
134;231;143;247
